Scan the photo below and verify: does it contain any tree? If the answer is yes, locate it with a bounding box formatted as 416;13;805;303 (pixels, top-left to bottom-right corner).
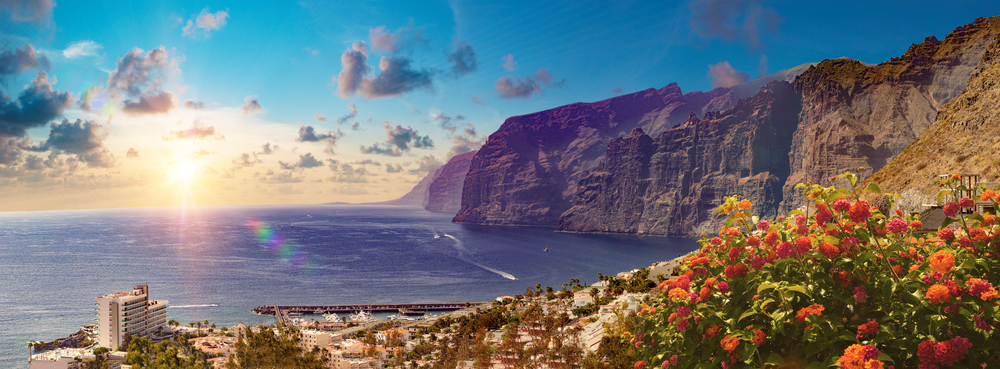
227;324;327;369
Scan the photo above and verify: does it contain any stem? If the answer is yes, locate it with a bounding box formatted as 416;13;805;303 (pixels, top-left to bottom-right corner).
866;219;901;282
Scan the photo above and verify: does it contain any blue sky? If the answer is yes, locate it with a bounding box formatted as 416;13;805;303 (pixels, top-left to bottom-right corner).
1;0;998;211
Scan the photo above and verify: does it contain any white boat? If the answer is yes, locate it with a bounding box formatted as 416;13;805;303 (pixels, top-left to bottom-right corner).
349;310;375;323
323;313;342;322
313;309;325;314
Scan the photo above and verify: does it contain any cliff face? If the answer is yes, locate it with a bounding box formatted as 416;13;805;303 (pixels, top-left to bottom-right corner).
781;17;1000;212
425;151;477;213
453;82;763;226
559;81;801;235
873;23;1000;195
367;166;442;206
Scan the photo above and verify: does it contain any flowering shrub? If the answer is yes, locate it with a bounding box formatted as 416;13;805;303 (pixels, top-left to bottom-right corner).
633;171;1000;368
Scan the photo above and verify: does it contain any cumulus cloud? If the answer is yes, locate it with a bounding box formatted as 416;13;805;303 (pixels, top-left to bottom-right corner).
359;123;433;157
496;68;564;99
62;40;102;59
0;136;25;164
613;87;624;94
106;46;178;115
256;142;278;155
121;90;175;115
263;171;303;184
409;155;442;174
431;112;464;133
502;54;517;71
447;39;477;77
360;56;433;100
0;72;74;138
314;113;326;122
336;42;370;98
334;42;434;100
327;163;370;183
688;0;782;50
1;43;49;79
448;123;485;158
336;103;357;124
29;118;115;168
304;47;320;56
297;125;345;153
278;153;324;170
184;100;205;109
126;147;139;158
385;164;402;173
163;121;225;141
351;122;361;131
182;8;230;39
707;61;749;89
232;153;260;168
368;23;428;53
471;95;487;106
240;95;265;115
0;0;54;23
351;159;381;166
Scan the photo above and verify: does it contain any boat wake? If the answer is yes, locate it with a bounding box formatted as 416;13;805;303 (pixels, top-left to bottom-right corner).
169;304;219;308
441;233;517;280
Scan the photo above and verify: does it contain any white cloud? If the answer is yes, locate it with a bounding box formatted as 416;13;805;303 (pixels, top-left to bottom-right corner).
63;40;102;59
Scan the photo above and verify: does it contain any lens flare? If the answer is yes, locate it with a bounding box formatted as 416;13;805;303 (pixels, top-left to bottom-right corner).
247;217;321;281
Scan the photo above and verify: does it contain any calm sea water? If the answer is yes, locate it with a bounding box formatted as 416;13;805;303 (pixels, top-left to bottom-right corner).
0;205;697;368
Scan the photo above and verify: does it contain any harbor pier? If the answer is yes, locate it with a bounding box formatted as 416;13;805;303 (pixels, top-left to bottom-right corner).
253;302;485;316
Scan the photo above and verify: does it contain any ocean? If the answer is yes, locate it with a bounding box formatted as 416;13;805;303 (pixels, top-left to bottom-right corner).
0;205;698;368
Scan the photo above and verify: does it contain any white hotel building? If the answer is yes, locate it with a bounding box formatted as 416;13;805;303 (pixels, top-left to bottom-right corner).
95;284;168;350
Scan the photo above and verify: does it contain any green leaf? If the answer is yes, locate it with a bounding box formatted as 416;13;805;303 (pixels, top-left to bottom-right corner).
941;217;957;230
863;182;882;194
757;282;777;295
825;188;851;204
967;213;985;225
738;310;757;323
782;285;811;298
765;353;784;366
805;361;826;369
937;190;953;205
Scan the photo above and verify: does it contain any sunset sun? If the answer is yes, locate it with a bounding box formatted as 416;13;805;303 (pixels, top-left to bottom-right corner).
170;161;199;186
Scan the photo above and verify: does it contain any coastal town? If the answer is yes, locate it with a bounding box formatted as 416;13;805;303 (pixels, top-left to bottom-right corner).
26;259;682;369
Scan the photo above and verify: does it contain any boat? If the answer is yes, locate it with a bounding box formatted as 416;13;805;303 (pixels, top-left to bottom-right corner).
349;310;375;323
323;313;342;322
399;308;424;316
313;309;325;314
544;248;549;252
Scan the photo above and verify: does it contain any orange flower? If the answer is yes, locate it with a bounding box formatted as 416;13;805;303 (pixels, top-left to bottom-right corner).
951;174;961;180
818;241;839;259
705;324;720;338
892;265;903;276
982;287;999;300
795;304;825;323
727;227;740;237
705;277;718;287
699;286;711;301
926;284;950;304
984;214;995;227
837;344;885;369
668;313;677;324
668;288;688;301
982;189;997;202
738;199;752;209
752;329;766;345
929;251;955;274
720;335;739;352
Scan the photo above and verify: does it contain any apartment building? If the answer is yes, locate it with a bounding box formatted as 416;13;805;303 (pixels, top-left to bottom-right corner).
95;284;169;350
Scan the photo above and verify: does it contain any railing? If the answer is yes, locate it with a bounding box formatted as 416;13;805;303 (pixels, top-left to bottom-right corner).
252;302;485;316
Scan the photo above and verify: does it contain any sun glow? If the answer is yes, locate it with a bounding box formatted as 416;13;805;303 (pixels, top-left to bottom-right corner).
170;161;200;186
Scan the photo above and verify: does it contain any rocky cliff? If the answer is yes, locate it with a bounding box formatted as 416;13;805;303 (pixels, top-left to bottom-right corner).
452;78;788;226
872;23;1000;196
425;151;477;213
458;16;1000;236
781;17;1000;212
559;81;801;235
366;166;442;206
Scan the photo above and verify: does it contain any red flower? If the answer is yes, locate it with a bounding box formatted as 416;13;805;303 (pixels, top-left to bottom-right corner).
764;232;779;246
795;304;825;322
635;360;646;369
747;236;760;247
959;196;974;209
943;202;959;217
795;236;812;256
938;228;955;240
752;329;766;345
832;198;851;212
849;200;871;223
818;241;839;259
910;220;923;229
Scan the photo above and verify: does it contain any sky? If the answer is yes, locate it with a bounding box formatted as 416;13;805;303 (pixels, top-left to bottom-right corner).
1;0;999;212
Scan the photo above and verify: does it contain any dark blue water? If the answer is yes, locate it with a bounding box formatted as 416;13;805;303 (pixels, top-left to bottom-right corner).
0;205;697;367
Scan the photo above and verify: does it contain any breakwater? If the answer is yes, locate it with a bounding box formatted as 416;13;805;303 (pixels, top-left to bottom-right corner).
252;302;487;316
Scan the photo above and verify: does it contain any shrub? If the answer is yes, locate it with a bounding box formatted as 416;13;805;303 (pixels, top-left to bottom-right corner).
632;171;999;368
